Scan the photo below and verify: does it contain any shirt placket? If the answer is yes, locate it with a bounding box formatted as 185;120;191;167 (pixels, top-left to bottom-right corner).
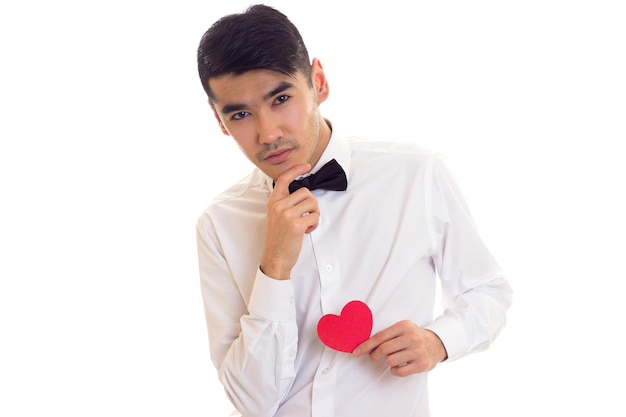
308;197;342;417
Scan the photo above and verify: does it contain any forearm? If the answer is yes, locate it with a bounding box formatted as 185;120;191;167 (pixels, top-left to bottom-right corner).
198;215;299;416
426;155;513;361
207;272;299;416
426;275;512;361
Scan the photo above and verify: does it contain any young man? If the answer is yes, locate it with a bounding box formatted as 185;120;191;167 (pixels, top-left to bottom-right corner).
196;4;512;417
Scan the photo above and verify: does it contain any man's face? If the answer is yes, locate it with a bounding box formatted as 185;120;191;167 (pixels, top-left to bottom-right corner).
208;62;329;181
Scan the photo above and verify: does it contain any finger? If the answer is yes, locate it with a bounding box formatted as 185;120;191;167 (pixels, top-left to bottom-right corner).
290;188;320;214
353;321;418;357
384;347;416;368
304;212;320;234
368;336;407;363
272;164;311;197
287;194;320;234
353;324;404;357
390;361;422;378
388;349;433;377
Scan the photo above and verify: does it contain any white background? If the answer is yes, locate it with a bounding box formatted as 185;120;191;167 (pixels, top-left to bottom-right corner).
1;0;625;415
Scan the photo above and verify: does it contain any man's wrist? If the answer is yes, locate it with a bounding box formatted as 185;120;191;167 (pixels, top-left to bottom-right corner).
427;329;449;362
259;262;291;280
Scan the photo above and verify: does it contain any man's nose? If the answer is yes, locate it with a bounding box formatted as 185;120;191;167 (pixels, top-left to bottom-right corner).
256;110;283;144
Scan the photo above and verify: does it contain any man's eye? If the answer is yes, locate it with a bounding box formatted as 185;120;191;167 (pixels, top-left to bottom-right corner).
274;95;289;104
231;111;249;121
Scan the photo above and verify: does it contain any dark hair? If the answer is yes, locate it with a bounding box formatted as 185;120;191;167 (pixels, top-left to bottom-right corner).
197;4;312;100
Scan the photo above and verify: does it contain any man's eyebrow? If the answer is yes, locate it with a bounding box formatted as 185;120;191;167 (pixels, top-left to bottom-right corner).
263;81;294;101
219;81;295;115
220;102;247;115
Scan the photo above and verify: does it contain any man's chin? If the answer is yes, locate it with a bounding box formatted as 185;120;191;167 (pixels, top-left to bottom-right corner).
264;160;310;184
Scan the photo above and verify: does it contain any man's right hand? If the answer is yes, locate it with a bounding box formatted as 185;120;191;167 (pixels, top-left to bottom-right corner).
260;164;320;280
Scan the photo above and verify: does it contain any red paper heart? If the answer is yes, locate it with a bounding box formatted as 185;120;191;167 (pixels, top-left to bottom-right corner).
317;300;373;353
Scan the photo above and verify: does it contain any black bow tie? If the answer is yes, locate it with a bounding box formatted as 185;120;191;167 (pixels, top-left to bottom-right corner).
288;159;348;193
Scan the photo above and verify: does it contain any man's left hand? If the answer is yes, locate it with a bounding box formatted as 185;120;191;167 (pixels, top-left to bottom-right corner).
352;321;448;377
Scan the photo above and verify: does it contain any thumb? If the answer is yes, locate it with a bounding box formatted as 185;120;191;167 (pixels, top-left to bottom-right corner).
272;163;311;197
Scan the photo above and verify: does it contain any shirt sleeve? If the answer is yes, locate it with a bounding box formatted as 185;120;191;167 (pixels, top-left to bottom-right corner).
196;214;298;417
424;154;513;361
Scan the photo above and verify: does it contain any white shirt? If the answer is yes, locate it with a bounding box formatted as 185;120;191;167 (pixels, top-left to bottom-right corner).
196;128;512;417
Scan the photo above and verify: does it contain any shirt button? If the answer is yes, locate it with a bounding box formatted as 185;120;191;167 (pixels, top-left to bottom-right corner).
322;367;330;374
289;295;295;304
324;264;333;272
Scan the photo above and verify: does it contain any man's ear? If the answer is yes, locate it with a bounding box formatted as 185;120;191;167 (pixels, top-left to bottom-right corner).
209;100;230;136
311;58;330;104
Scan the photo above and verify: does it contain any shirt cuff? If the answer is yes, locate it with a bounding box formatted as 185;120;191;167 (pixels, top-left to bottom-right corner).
425;316;468;362
248;268;296;322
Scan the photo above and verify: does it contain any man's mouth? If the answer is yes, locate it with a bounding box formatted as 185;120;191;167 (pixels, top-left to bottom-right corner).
265;149;292;164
